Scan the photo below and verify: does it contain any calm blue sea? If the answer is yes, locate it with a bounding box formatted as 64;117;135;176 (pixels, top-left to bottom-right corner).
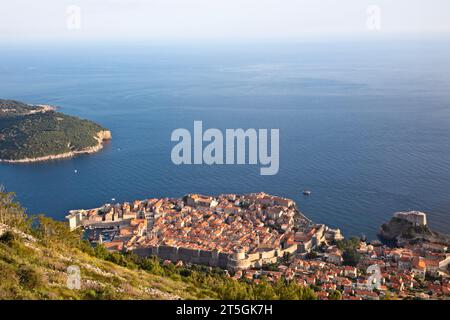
1;39;450;239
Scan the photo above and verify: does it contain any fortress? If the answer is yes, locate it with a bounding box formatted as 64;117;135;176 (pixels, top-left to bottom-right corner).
394;211;427;227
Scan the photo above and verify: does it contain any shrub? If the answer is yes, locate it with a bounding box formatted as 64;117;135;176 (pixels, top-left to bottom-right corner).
17;265;43;290
0;190;31;231
0;231;16;245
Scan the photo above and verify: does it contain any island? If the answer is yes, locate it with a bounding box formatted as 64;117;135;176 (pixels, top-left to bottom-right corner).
0;99;111;163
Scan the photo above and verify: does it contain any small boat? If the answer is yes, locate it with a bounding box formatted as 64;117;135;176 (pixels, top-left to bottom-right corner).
303;190;312;196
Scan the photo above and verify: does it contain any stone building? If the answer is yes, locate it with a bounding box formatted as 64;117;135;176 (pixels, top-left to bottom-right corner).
394;211;427;227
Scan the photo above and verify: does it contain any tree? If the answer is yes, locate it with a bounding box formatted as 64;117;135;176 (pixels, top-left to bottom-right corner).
33;215;84;247
137;256;164;276
0;230;16;245
253;279;277;300
0;188;30;231
17;265;42;289
272;278;317;300
343;249;361;266
305;251;318;259
337;237;361;266
329;290;342;300
381;291;395;300
281;252;292;264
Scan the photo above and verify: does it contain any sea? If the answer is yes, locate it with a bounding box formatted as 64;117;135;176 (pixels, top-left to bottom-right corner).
1;38;450;239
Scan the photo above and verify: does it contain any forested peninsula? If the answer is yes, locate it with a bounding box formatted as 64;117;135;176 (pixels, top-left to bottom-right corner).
0;99;111;163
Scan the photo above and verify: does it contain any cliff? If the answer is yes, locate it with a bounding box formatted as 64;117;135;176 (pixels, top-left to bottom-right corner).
96;129;112;141
378;214;450;246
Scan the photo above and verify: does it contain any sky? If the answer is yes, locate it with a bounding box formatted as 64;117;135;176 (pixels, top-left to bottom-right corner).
0;0;449;42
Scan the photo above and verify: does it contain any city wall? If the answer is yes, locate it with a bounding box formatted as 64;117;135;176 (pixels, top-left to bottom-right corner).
132;243;298;270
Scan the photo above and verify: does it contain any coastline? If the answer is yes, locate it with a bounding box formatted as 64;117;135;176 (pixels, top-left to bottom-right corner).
0;130;112;164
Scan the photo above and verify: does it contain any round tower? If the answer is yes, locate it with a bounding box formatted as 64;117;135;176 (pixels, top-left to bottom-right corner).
232;246;246;260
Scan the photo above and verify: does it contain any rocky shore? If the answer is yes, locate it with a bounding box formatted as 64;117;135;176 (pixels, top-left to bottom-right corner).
378;211;450;246
0;130;112;164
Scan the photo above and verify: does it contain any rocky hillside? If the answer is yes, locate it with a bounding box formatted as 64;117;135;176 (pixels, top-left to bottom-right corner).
0;222;197;300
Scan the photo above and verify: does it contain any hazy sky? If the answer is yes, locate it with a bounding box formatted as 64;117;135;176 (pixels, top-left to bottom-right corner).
1;0;449;42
